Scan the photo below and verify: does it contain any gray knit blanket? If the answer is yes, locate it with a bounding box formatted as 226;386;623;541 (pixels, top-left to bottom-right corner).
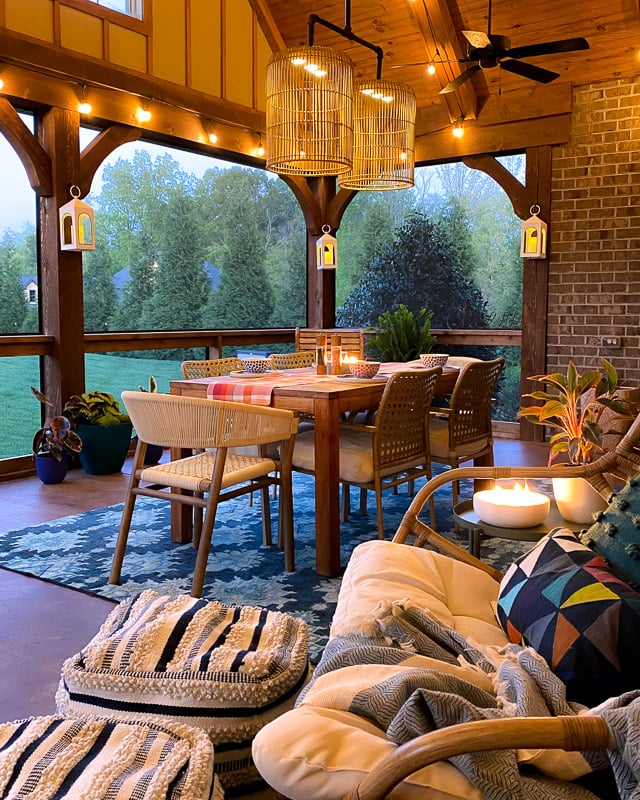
297;600;640;800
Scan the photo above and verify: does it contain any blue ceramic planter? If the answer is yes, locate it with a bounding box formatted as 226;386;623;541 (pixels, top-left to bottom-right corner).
35;452;69;484
77;422;133;475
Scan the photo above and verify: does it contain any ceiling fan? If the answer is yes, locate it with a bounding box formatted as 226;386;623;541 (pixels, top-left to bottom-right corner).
404;0;590;94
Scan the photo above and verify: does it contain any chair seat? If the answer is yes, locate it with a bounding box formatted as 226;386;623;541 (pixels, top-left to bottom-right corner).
429;415;492;459
140;450;277;492
293;428;427;485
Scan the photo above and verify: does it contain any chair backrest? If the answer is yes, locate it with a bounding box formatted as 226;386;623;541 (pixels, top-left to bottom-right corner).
180;357;243;379
121;391;297;451
374;368;441;469
445;356;482;368
447;357;505;447
295;328;365;359
269;351;315;370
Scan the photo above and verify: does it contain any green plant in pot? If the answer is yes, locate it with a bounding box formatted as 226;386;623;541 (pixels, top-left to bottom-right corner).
367;304;437;362
519;358;635;522
63;391;132;475
30;386;83;484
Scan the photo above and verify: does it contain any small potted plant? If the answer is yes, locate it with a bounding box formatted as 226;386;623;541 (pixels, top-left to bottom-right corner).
63;390;132;475
519;358;635;521
366;304;437;362
30;386;83;484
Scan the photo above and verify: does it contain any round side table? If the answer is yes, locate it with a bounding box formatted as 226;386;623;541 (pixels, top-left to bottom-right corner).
452;499;588;558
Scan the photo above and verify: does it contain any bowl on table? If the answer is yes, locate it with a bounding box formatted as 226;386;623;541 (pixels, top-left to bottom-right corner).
348;360;381;379
241;357;270;374
420;353;449;369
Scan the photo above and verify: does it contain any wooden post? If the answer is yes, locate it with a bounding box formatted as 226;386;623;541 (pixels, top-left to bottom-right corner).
37;106;86;411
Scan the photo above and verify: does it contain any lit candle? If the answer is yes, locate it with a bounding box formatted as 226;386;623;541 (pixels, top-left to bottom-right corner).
472;481;550;528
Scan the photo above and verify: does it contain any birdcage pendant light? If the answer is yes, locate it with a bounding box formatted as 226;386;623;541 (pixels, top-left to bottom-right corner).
339;79;416;190
265;3;416;189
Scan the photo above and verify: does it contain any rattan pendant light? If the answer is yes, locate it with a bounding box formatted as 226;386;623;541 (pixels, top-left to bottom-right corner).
265;3;416;189
266;45;354;176
338;79;416;190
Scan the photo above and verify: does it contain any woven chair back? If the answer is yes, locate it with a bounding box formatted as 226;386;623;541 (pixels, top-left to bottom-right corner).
121;391;297;451
447;358;504;448
374;368;441;470
294;328;365;359
269;351;315;370
180;357;243;379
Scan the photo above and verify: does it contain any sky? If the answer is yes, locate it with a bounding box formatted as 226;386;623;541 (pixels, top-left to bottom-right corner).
0;123;235;235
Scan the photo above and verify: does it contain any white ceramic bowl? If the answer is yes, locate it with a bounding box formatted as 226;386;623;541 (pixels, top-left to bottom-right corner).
241;357;270;374
420;353;449;368
349;360;381;379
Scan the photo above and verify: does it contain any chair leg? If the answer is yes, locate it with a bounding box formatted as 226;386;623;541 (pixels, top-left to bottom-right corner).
191;450;227;598
109;486;138;584
279;466;295;572
260;483;272;547
359;488;368;517
341;483;351;521
375;487;385;540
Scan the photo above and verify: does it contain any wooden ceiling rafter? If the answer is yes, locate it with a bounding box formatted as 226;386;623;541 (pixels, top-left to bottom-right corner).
404;0;482;122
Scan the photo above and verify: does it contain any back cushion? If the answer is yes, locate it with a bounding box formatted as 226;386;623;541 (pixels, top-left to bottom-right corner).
496;528;640;706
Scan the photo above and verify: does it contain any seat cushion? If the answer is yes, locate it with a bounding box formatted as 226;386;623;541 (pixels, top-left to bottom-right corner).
0;714;220;800
496;528;640;706
429;415;490;460
56;590;310;792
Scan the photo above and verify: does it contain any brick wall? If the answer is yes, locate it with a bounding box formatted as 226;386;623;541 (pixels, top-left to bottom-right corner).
548;78;640;387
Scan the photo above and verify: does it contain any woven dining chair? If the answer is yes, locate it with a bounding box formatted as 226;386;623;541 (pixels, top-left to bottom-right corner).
269;351;315;370
291;368;442;539
180;357;243;379
429;357;505;508
109;391;299;597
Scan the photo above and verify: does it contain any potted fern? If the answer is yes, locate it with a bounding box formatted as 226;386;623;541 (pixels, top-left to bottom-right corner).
366;304;437;362
519;358;636;521
63;391;132;475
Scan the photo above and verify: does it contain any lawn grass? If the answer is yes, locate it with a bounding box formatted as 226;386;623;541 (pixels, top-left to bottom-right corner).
1;354;184;460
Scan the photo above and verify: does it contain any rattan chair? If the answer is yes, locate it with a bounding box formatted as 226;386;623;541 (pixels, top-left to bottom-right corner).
109;391;299;597
269;351;315;370
180;357;243;379
294;327;365;360
292;369;442;539
429;357;504;508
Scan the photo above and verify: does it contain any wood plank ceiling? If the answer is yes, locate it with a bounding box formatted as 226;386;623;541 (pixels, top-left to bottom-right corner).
255;0;640;160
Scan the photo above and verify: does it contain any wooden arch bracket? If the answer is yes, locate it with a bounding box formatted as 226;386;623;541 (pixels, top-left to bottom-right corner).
280;175;357;234
79;123;142;198
0;97;52;196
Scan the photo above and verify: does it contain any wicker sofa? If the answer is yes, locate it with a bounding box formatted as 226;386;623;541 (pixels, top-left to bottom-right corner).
252;417;640;800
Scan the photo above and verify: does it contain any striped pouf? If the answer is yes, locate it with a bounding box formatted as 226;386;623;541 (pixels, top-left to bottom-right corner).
56;590;310;795
0;714;221;800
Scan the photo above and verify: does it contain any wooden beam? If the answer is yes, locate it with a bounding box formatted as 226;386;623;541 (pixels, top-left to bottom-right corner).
248;0;286;51
79;124;141;197
0;97;52;195
405;0;483;122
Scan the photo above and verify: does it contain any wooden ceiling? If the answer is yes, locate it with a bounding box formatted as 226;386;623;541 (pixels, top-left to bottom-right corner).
254;0;640;157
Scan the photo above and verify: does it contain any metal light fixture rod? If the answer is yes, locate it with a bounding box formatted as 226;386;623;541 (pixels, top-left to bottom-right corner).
308;0;384;79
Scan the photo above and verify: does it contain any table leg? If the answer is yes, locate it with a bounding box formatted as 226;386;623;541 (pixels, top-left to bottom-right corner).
312;399;342;576
170;445;194;544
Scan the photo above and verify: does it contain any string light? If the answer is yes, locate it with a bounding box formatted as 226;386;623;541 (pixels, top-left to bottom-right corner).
426;62;436;76
136;102;152;123
256;134;265;158
452;118;464;138
77;85;92;115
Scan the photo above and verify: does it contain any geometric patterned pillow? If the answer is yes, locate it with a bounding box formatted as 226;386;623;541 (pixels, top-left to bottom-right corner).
497;528;640;707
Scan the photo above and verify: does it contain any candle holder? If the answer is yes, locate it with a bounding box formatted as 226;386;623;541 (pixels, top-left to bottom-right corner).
473;481;550;528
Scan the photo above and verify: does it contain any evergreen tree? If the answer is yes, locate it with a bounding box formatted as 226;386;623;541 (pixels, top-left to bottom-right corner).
0;233;27;332
83;246;118;332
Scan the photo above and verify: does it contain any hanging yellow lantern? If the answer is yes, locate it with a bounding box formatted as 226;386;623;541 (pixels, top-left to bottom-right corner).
59;185;95;251
520;204;547;259
316;225;338;270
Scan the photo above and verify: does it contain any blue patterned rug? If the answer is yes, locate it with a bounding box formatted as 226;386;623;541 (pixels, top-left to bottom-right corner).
0;473;533;662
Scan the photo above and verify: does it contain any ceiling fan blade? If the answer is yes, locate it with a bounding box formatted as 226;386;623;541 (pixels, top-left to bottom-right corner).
461;29;491;49
500;58;559;84
439;65;481;94
506;37;590;60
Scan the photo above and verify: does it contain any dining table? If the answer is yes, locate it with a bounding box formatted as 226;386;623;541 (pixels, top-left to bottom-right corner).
169;363;459;577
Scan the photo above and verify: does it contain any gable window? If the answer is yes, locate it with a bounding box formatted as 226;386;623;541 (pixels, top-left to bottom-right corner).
84;0;143;19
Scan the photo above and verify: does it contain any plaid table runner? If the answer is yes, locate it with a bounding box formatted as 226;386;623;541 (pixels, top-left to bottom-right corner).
206;372;320;405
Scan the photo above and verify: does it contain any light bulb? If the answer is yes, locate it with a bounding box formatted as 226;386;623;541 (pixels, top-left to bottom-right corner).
78;100;92;115
452;121;464;138
257;140;265;157
136;106;152;123
208;131;218;144
427;62;436;76
0;76;4;91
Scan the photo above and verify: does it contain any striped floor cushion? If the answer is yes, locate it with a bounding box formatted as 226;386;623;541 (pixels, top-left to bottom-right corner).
56;590;310;794
0;714;220;800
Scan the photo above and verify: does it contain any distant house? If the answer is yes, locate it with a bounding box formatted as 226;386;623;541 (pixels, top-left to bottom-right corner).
21;275;38;304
